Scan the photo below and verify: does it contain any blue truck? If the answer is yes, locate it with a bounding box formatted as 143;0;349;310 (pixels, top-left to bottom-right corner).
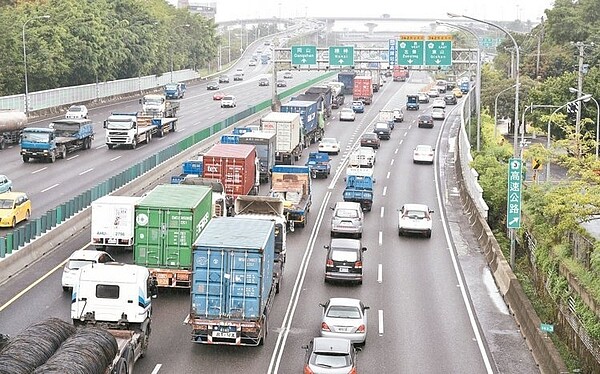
280;100;322;148
343;168;375;212
186;217;279;346
20;119;94;163
460;81;470;94
338;71;357;95
306;152;331;179
406;95;420;110
170;158;204;184
164;82;186;99
270;165;312;230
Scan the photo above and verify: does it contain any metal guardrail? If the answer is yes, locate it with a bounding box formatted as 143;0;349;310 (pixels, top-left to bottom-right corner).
0;72;335;258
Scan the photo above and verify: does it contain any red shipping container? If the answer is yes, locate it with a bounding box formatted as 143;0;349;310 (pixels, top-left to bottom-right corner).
202;144;258;197
353;76;373;104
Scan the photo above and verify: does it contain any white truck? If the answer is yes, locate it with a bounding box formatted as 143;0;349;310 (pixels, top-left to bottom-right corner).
71;262;157;374
91;195;141;250
139;94;179;117
349;146;376;168
260;112;303;165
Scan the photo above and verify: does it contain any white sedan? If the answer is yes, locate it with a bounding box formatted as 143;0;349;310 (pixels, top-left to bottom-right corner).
431;107;445;120
398;203;434;238
318;138;341;155
413;145;435;164
339;108;356;121
65;105;88;119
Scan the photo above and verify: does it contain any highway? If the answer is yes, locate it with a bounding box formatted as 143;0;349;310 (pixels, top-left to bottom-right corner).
0;67;540;373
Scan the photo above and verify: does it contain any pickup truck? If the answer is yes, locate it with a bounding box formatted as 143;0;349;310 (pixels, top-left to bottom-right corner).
343;167;375;212
306;152;331;179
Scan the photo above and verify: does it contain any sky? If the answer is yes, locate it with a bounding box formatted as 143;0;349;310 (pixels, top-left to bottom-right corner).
171;0;555;24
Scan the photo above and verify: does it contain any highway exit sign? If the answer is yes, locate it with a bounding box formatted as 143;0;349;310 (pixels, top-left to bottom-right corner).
329;46;354;66
507;158;522;229
291;45;317;65
397;35;424;66
425;35;452;66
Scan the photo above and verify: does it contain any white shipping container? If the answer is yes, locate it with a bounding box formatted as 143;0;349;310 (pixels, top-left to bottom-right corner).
91;195;141;249
260;112;301;154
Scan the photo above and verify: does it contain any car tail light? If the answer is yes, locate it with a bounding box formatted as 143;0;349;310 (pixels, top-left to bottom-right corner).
321;322;331;332
356;324;365;333
326;259;334;267
304;365;314;374
354;261;362;269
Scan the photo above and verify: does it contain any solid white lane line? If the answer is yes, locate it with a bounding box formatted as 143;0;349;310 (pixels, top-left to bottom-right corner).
377;264;383;284
378;310;384;335
110;156;122;162
32;167;47;174
151;364;162;374
380;207;384;218
79;168;93;176
382;186;387;196
41;184;59;193
95;145;105;149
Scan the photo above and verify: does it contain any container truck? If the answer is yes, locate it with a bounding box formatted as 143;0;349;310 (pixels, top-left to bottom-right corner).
338;71;356;95
270;165;312;230
0;110;27;150
186;217;278;346
234;195;287;288
20;119;95;163
239;131;276;184
305;85;333;118
260;111;303;165
134;184;213;288
180;176;228;218
202;143;260;199
353;76;374;105
91;195;142;250
103;113;177;149
280;100;322;147
370;70;382;92
71;262;157;374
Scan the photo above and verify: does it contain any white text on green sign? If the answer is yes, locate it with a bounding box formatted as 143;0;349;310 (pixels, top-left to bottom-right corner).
507;158;522;229
291;45;317;65
425;35;453;66
329;46;354;66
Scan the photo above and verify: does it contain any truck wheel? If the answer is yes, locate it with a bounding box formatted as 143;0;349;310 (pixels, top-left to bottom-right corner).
50;152;56;163
22;155;29;163
259;315;268;346
84;138;90;149
113;358;127;374
107;144;114;150
60;147;67;159
131;139;137;149
11;217;16;228
0;139;5;150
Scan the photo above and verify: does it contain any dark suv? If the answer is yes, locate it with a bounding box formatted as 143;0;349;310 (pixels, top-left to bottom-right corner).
372;122;391;140
443;94;457;105
324;238;367;285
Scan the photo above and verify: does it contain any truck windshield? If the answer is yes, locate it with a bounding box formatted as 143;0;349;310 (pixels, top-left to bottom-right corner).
165;84;178;90
254;145;268;159
22;132;50;143
106;119;134;130
143;97;163;105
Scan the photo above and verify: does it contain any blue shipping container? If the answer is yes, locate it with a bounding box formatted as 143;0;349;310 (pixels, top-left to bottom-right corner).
220;134;240;144
338;71;356;95
191;217;275;320
183;160;203;175
280;101;318;135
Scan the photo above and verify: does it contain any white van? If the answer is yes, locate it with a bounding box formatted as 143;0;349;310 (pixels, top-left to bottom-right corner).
349;147;376;168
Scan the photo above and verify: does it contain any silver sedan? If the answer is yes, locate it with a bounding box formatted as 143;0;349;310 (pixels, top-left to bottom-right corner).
320;297;369;345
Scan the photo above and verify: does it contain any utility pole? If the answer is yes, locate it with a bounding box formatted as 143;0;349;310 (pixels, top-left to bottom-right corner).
572;41;594;158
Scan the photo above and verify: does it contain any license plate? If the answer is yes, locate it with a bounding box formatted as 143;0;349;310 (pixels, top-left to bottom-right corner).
339;268;349;273
213;331;236;339
107;239;117;244
157;278;169;285
337;327;350;332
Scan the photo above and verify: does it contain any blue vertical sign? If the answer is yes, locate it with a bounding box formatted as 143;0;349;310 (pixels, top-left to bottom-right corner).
388;39;397;66
507;158;522;229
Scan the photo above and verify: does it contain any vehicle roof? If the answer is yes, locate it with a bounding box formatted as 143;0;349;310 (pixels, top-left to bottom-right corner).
0;191;26;199
327;297;362;308
362;132;378;137
415;144;433;150
329;237;362;249
334;201;362;210
419;114;433;118
313;337;351;354
68;249;111;261
403;203;430;211
321;138;337;142
67;105;86;109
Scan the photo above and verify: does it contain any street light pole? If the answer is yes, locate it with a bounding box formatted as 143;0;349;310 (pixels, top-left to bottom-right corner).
569;87;600;160
22;15;50;115
494;84;517;138
436;21;481;151
170;24;190;82
448;13;520;158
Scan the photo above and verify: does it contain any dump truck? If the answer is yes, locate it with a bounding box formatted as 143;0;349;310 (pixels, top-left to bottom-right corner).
71;262;157;374
186;217;278;346
344;167;375;212
260;111;303;165
353;76;374;105
270;165;312;230
280;100;322;147
134;184;213;288
0;110;27;150
21;119;94;163
91;195;142;250
305;85;333;118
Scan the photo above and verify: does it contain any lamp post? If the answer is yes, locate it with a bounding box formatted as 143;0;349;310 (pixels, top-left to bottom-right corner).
22;15;50;115
448;12;520;158
569;87;600;160
546;94;592;182
494;84;517;138
170;24;190;82
437;21;482;151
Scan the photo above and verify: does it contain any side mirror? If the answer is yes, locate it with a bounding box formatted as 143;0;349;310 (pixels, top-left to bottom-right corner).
301;345;309;350
362;247;367;252
319;303;326;308
364;306;370;310
324;245;330;250
372;178;376;183
429;210;435;214
330;206;335;211
103;121;107;129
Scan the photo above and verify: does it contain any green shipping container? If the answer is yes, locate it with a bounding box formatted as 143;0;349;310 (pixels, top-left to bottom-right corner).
134;184;212;269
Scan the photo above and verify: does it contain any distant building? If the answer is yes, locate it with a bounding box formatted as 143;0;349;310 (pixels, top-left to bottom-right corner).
178;1;217;19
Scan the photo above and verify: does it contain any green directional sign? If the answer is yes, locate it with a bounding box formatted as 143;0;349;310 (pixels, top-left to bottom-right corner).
329;46;354;66
397;35;424;66
425;35;453;66
291;45;317;65
507;158;522;229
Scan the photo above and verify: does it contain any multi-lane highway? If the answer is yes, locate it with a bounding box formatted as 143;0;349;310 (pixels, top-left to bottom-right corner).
0;62;540;373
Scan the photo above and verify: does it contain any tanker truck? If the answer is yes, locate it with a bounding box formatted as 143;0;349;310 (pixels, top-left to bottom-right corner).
0;110;27;150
